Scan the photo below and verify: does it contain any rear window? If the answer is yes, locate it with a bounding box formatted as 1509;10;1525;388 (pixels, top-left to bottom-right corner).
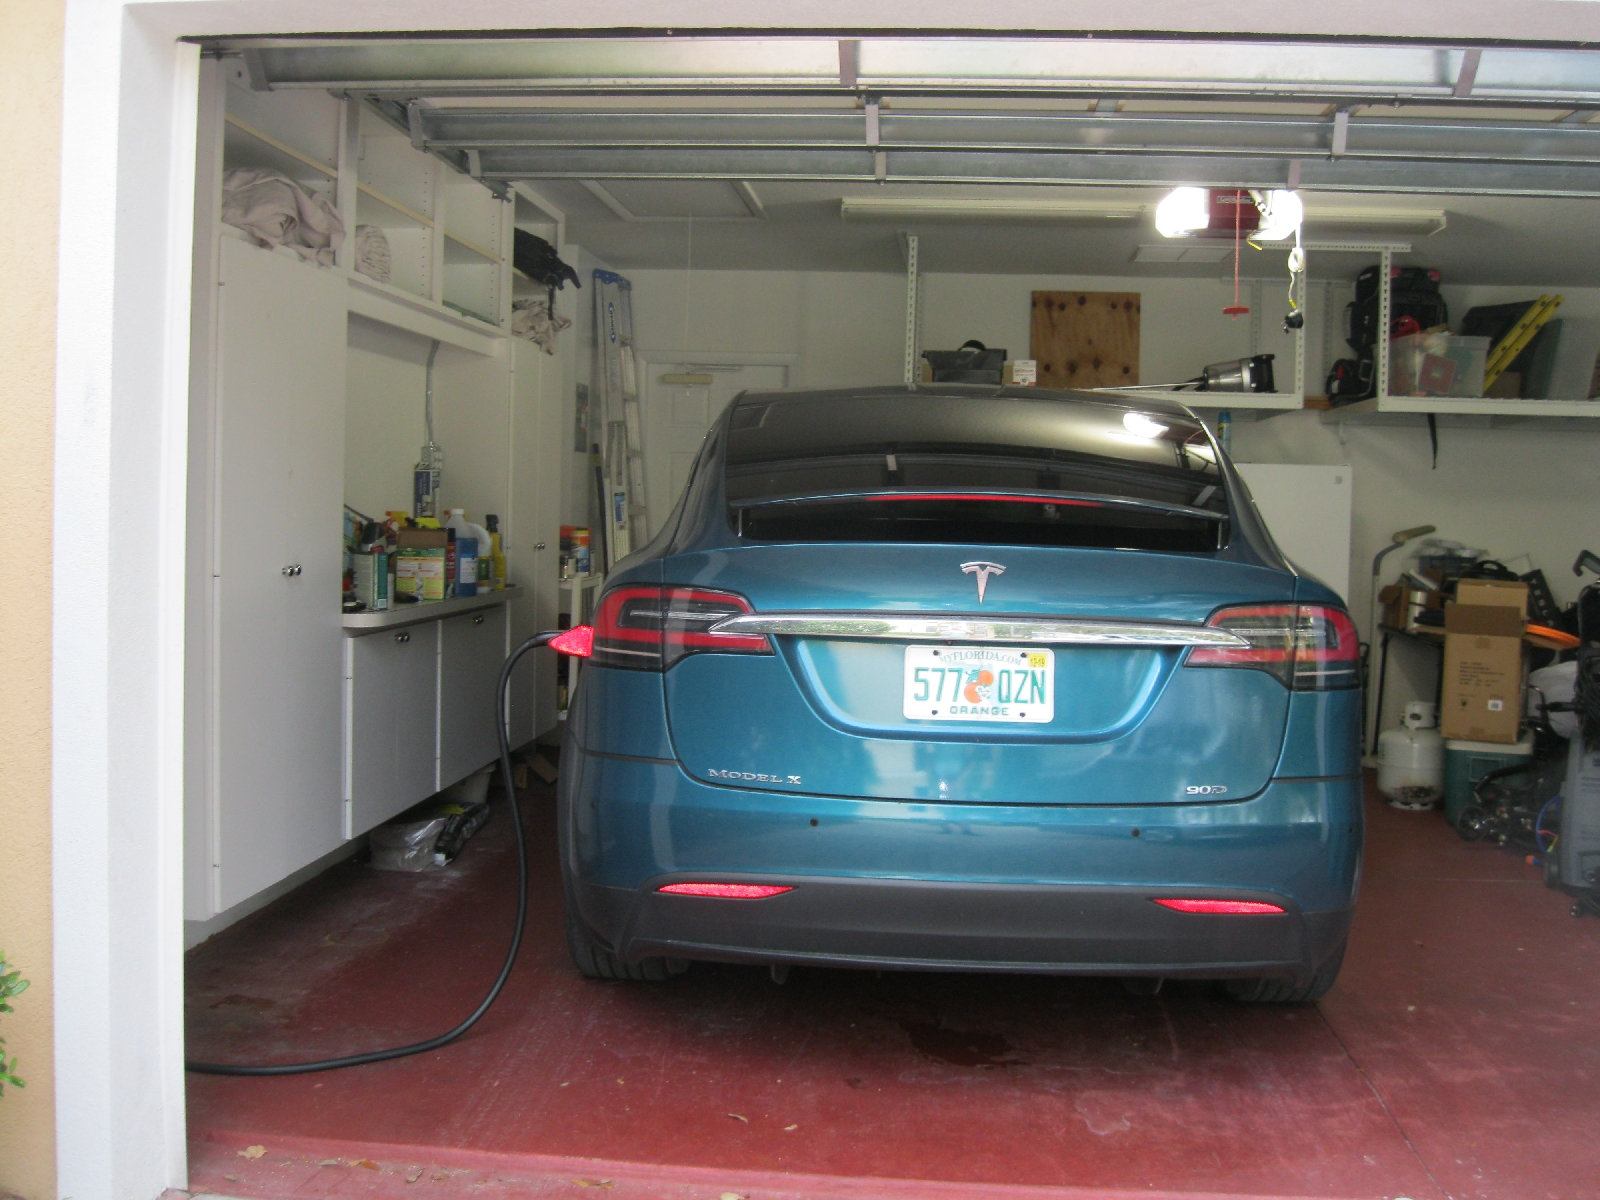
725;390;1227;552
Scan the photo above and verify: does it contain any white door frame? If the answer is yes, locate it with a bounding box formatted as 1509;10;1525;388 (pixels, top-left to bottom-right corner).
55;5;1600;1198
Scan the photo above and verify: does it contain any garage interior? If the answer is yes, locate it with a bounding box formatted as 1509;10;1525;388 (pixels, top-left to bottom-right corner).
182;32;1600;1200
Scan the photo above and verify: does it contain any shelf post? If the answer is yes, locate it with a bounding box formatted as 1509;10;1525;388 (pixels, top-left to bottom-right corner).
1376;246;1392;400
902;233;919;385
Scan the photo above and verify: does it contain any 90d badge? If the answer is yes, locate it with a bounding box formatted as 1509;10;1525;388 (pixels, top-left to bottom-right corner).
1185;785;1229;795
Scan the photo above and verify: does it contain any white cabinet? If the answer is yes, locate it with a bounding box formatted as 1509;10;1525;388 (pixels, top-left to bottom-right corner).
212;237;348;910
509;339;564;741
345;624;439;838
439;605;510;786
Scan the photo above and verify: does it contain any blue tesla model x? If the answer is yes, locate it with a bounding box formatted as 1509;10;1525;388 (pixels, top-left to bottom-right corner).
556;385;1362;1001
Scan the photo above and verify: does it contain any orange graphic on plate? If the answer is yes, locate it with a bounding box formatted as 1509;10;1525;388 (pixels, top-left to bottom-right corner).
964;670;995;704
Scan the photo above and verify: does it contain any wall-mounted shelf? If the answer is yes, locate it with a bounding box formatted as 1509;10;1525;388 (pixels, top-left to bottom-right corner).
347;272;503;355
443;232;502;265
223;115;337;180
357;183;432;229
1321;395;1600;426
1313;243;1600;430
1112;388;1305;412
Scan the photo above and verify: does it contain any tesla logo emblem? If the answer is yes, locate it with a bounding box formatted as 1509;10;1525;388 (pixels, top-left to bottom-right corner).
961;561;1006;604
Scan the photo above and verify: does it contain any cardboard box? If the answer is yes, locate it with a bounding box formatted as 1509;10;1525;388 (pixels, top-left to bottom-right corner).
1455;578;1528;617
1004;359;1038;386
1440;601;1525;743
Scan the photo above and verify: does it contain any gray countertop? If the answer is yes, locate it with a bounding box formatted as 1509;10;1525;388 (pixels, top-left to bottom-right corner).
342;586;523;634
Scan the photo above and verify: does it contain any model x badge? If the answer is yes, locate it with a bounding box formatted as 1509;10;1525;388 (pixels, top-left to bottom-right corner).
961;561;1006;604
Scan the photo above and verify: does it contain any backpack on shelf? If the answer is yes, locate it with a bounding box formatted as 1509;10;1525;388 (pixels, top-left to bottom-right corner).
1327;356;1376;405
1346;264;1448;356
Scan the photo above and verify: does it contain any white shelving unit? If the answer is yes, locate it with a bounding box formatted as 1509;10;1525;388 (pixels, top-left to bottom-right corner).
219;85;516;351
1318;243;1600;428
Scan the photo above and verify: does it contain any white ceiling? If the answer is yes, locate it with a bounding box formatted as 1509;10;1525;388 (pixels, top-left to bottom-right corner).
528;179;1600;286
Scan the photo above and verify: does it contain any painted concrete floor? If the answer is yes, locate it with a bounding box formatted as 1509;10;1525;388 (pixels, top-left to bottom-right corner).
185;777;1600;1200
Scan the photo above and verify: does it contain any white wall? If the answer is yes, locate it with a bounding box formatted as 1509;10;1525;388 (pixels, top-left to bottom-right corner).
344;318;513;529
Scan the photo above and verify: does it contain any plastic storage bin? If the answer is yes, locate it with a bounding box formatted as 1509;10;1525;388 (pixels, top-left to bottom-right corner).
1443;735;1534;826
1389;332;1489;398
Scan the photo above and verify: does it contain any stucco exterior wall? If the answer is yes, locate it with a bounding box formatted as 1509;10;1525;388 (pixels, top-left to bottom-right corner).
0;0;61;1195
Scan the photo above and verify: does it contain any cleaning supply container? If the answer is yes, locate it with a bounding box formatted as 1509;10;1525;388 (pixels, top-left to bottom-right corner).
1444;734;1535;826
1378;701;1445;809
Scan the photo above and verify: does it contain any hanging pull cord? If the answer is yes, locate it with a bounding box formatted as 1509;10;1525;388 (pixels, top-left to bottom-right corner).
1224;191;1250;317
186;630;562;1076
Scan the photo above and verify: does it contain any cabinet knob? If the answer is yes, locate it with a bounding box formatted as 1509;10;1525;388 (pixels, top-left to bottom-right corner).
281;564;302;577
473;614;486;625
535;541;548;550
394;631;410;644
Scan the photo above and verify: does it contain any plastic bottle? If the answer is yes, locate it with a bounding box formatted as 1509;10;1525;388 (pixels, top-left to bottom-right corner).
485;514;507;590
444;509;493;587
455;536;479;598
1217;410;1233;455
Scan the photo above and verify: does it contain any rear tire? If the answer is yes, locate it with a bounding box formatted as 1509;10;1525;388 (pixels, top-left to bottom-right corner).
1226;937;1346;1004
563;893;684;982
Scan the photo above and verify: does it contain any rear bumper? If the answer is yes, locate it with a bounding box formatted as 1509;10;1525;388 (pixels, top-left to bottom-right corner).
576;875;1352;985
561;745;1362;986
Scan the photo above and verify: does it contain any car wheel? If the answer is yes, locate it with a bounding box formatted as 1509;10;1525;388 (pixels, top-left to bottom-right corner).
1225;937;1346;1004
562;892;684;982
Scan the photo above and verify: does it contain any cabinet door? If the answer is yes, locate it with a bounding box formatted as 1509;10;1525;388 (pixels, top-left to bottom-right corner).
439;605;508;787
509;340;563;743
346;625;440;837
213;237;348;910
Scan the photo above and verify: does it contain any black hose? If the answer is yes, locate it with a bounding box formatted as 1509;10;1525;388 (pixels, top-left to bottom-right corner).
186;630;559;1076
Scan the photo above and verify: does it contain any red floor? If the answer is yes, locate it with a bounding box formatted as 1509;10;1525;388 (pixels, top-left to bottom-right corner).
186;776;1600;1200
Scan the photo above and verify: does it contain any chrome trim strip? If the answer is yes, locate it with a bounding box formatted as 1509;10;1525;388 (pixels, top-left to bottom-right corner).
709;613;1249;647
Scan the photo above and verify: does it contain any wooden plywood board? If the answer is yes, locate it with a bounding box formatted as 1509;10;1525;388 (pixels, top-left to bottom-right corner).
1031;291;1141;389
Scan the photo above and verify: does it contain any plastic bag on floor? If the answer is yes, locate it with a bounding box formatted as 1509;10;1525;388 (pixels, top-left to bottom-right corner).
370;816;448;872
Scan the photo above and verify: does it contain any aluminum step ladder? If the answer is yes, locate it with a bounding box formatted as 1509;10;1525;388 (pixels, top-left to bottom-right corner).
592;269;648;568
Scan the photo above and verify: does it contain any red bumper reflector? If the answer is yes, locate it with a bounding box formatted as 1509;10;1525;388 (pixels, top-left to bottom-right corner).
658;883;794;899
1152;898;1286;914
549;625;594;657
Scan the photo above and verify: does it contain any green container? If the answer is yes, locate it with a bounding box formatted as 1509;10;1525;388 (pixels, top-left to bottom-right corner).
1443;736;1534;826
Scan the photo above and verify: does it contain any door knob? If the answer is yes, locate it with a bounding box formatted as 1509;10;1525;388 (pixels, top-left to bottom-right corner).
281;564;302;577
394;631;410;644
535;541;547;550
473;614;485;625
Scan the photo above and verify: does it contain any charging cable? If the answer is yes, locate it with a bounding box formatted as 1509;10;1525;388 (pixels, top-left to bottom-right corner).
186;630;560;1076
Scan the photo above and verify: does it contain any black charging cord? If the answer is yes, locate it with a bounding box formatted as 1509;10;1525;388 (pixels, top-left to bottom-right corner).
186;630;559;1076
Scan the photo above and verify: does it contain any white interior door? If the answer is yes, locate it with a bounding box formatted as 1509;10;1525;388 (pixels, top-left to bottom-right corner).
641;362;788;533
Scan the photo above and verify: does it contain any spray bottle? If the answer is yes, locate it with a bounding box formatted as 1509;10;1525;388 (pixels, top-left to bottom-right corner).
413;339;443;519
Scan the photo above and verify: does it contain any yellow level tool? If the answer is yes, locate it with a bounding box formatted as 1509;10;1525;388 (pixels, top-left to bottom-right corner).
1484;294;1564;389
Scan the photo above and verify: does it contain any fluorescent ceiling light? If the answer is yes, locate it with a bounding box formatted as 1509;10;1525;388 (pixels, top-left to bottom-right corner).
840;197;1142;223
1301;206;1448;235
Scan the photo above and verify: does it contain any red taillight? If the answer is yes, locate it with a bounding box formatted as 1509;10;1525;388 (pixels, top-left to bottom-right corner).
1152;898;1286;914
591;585;772;671
549;625;594;657
1185;603;1359;690
658;883;794;898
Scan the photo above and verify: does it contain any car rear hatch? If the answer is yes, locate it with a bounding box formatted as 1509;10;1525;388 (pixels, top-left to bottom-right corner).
620;389;1348;806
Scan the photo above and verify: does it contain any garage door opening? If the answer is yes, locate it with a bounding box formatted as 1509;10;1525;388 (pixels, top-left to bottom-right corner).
179;28;1600;1200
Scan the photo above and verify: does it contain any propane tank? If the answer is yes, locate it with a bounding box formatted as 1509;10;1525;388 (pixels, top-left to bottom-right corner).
1378;701;1445;810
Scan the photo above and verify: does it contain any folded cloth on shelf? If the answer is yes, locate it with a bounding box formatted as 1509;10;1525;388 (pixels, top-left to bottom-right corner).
511;298;572;354
221;168;345;266
353;224;391;284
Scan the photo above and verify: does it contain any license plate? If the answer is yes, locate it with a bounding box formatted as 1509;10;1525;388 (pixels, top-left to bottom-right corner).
902;645;1054;723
